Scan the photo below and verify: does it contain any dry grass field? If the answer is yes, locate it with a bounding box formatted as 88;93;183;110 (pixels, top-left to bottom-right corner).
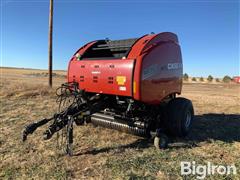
0;67;240;179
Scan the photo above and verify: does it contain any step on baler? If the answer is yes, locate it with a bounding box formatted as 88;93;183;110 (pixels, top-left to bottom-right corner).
22;32;194;155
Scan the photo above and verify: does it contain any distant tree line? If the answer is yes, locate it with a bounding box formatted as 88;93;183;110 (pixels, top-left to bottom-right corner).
183;73;233;83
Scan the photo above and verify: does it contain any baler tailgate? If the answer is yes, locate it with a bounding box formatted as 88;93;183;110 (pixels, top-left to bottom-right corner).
68;59;135;96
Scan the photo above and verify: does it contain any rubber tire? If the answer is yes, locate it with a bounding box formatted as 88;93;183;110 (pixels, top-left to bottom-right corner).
166;97;194;137
154;134;169;150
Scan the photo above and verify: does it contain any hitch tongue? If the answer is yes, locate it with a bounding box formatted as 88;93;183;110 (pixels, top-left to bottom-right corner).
21;83;106;155
22;118;53;141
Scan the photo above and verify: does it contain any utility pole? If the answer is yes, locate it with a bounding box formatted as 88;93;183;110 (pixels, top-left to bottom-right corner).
48;0;53;87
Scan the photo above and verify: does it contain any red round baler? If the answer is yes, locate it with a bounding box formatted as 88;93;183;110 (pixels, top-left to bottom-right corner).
23;32;194;154
68;32;182;104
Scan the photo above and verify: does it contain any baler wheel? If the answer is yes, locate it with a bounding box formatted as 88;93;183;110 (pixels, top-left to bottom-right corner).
166;97;194;137
154;133;169;150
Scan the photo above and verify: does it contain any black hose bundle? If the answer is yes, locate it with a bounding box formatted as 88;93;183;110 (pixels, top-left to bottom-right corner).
53;82;82;154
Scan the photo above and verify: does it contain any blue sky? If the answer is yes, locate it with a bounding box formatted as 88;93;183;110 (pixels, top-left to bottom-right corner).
1;0;239;77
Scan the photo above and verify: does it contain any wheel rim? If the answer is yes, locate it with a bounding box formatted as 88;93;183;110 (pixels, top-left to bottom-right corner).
185;111;192;129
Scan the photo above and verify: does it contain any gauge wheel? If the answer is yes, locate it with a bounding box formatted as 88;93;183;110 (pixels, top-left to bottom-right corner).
154;133;169;150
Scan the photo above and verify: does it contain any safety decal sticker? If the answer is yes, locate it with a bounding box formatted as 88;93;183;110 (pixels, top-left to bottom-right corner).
116;76;126;85
119;86;127;91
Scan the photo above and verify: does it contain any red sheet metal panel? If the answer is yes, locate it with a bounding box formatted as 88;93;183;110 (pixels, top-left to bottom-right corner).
140;33;182;104
127;34;156;101
68;59;135;96
130;32;182;104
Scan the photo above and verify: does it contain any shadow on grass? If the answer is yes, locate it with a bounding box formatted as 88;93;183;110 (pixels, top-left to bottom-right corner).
188;113;240;143
73;138;151;156
74;113;240;156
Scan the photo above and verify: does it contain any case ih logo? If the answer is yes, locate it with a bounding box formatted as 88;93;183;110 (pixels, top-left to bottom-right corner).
167;63;182;70
143;62;182;79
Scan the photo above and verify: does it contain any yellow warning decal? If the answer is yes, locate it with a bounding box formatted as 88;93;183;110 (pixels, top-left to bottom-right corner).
116;76;126;85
